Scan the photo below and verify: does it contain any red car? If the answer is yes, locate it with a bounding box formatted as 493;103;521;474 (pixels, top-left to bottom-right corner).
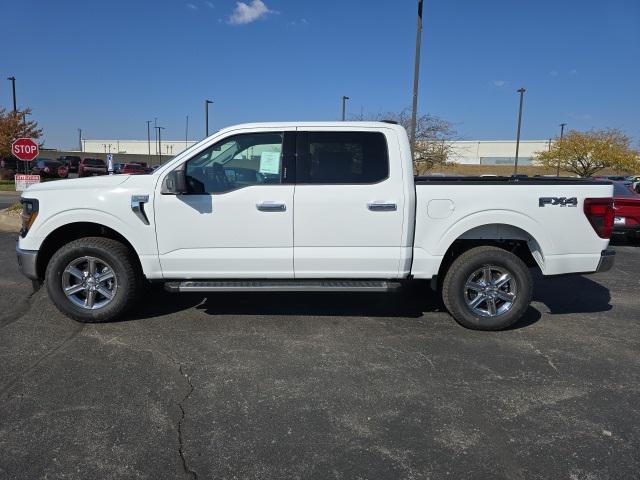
121;163;147;175
612;181;640;241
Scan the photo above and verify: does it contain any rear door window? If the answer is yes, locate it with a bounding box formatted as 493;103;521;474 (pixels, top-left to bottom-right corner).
296;131;389;184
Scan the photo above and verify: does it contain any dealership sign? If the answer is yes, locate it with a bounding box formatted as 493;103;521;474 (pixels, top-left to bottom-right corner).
15;174;41;192
11;138;39;162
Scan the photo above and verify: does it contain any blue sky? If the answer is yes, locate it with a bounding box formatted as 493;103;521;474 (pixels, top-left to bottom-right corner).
2;0;639;149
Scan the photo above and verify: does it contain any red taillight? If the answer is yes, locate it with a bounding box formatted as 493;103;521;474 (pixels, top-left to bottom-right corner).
584;198;614;239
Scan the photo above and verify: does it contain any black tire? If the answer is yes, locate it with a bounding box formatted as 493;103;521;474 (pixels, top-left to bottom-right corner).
45;237;140;323
441;246;533;331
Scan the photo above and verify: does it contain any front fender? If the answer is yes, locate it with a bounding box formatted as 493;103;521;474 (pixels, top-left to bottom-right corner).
23;208;156;256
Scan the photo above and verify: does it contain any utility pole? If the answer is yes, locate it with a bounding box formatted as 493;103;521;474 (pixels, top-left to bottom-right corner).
156;126;165;165
6;76;16;113
556;122;567;176
409;0;424;154
514;87;526;175
205;99;213;137
146;120;152;161
185;115;189;147
78;128;82;152
341;96;349;121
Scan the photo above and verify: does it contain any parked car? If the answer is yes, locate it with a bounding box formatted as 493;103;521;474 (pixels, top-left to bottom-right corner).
121;163;147;175
17;121;616;330
130;161;153;173
625;175;640;193
112;163;124;174
58;156;81;173
594;175;628;182
31;158;68;179
78;158;107;177
612;181;640;241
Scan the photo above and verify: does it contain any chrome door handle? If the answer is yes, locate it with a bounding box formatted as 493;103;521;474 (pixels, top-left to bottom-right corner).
367;202;397;212
256;202;286;212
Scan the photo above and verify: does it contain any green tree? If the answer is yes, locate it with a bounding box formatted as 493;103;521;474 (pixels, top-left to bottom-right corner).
535;128;639;177
0;108;43;159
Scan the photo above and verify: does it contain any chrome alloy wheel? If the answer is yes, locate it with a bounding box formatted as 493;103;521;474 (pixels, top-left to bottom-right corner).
61;256;118;310
464;265;517;317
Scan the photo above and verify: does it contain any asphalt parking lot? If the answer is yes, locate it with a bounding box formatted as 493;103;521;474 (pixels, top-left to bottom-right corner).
0;232;639;479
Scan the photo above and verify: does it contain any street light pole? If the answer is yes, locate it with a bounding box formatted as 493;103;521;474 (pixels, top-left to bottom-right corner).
341;96;349;121
156;126;165;165
185;115;189;148
409;0;424;154
146;120;152;161
556;122;567;176
155;127;164;165
205;99;213;137
513;87;526;175
6;76;16;113
78;128;82;152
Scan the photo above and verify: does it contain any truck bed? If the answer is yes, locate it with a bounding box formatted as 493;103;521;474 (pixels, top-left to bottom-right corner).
415;175;612;185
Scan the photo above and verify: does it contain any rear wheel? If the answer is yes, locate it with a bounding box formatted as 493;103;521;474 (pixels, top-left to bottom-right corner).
442;246;533;330
45;237;140;322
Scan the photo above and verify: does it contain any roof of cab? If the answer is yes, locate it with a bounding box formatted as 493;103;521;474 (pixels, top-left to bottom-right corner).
213;121;407;136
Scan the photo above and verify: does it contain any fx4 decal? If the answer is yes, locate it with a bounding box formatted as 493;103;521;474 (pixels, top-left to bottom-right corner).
539;197;578;207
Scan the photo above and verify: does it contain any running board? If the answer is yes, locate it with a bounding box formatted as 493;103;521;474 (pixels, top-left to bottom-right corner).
164;280;402;293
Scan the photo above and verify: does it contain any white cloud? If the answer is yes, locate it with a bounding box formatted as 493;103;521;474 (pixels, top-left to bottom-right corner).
288;18;308;27
549;70;559;77
228;0;274;25
569;69;578;75
491;80;507;88
205;1;214;7
186;2;198;9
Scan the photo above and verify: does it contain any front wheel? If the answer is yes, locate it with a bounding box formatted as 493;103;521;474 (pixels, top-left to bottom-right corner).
45;237;140;322
441;246;533;331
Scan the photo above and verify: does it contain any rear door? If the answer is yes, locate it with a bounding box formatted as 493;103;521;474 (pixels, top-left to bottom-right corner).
293;128;405;278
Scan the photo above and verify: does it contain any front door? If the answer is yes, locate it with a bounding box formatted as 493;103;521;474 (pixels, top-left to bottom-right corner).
155;130;295;278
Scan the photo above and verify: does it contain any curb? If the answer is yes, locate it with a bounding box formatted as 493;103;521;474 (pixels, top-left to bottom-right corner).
0;210;20;233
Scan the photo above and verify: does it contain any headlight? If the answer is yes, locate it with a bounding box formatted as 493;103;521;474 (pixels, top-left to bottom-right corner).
20;198;39;238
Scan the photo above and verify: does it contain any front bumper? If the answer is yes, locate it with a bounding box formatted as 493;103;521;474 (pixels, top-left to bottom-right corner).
596;249;616;273
16;245;39;280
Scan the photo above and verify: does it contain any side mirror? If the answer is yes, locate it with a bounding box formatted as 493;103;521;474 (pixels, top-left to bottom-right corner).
161;169;187;194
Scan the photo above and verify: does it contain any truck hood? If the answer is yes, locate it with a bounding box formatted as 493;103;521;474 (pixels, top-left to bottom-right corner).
24;175;133;193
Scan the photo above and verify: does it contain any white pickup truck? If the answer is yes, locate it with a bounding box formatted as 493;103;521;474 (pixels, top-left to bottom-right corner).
16;122;615;330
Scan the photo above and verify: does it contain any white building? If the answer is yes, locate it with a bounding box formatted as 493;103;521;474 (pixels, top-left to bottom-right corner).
82;139;197;156
82;138;553;165
450;140;552;165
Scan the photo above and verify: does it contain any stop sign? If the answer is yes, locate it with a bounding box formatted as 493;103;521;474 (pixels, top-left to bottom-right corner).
12;138;39;162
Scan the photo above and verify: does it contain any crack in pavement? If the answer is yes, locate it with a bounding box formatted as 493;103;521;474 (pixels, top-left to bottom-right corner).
0;323;85;400
0;284;39;330
177;364;198;480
